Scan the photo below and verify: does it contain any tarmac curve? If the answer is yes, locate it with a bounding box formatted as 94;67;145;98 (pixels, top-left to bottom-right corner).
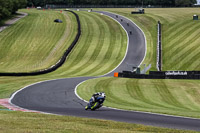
11;10;200;131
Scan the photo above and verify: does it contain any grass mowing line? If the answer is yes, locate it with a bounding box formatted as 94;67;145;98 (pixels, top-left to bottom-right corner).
91;11;129;76
165;22;200;51
59;12;96;75
169;30;200;60
63;12;103;76
169;37;200;69
126;79;170;109
164;25;200;70
79;14;111;76
74;13;109;76
152;80;190;110
178;47;200;70
165;21;192;42
83;12;126;76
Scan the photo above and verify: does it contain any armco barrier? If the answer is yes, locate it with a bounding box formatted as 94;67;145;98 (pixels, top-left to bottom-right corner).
117;71;200;80
0;10;81;76
157;21;162;71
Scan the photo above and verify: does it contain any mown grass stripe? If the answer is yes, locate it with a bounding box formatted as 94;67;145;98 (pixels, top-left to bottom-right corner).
167;31;200;62
60;12;96;75
165;21;193;44
65;13;104;76
105;78;145;108
126;79;170;109
164;29;200;70
180;48;200;70
165;22;200;51
82;13;118;76
152;80;189;110
91;16;127;75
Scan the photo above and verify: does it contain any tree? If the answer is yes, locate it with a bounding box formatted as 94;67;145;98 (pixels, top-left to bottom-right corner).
0;0;27;20
175;0;196;6
23;0;197;7
0;0;13;19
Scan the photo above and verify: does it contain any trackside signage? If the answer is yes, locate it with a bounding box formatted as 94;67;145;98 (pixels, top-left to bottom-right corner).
165;71;187;76
118;71;200;79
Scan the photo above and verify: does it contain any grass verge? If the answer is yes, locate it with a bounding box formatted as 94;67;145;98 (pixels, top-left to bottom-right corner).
0;111;198;133
77;77;200;118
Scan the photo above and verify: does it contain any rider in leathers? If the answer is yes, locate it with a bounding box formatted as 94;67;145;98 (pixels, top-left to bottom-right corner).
86;92;106;110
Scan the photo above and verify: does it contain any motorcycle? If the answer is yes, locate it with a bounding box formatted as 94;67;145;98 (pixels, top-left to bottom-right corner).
85;96;105;111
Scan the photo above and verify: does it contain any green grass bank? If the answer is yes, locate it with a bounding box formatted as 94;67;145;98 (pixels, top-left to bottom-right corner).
77;77;200;118
0;9;76;72
102;8;200;71
0;111;198;133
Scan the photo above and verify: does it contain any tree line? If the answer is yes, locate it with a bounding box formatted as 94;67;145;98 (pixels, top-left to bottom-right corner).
27;0;197;7
0;0;197;20
0;0;27;20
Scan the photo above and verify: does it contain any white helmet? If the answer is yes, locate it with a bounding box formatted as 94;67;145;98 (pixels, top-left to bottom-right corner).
101;92;106;98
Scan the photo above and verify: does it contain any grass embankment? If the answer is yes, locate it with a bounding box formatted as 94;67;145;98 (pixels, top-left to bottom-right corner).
77;77;200;118
50;11;127;77
0;9;76;72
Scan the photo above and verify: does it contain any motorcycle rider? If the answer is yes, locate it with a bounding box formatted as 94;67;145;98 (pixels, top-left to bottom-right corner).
85;92;106;110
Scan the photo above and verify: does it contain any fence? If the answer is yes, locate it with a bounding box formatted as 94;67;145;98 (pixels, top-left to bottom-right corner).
117;71;200;79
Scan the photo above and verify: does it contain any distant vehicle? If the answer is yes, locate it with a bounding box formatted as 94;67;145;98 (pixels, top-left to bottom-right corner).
37;7;41;10
54;19;63;23
131;9;145;14
85;92;106;111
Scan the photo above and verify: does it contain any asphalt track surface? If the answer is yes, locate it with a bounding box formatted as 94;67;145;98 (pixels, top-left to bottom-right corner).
11;11;200;131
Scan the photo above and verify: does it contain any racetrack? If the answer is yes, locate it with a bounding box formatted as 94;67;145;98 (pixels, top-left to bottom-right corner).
10;10;200;131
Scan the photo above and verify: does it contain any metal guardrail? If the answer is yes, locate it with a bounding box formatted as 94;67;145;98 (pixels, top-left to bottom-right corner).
157;21;162;71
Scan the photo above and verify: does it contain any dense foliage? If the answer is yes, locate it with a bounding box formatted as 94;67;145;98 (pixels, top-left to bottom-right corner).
27;0;197;7
0;0;27;20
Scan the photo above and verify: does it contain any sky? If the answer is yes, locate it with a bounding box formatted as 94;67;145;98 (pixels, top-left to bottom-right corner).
197;0;200;5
